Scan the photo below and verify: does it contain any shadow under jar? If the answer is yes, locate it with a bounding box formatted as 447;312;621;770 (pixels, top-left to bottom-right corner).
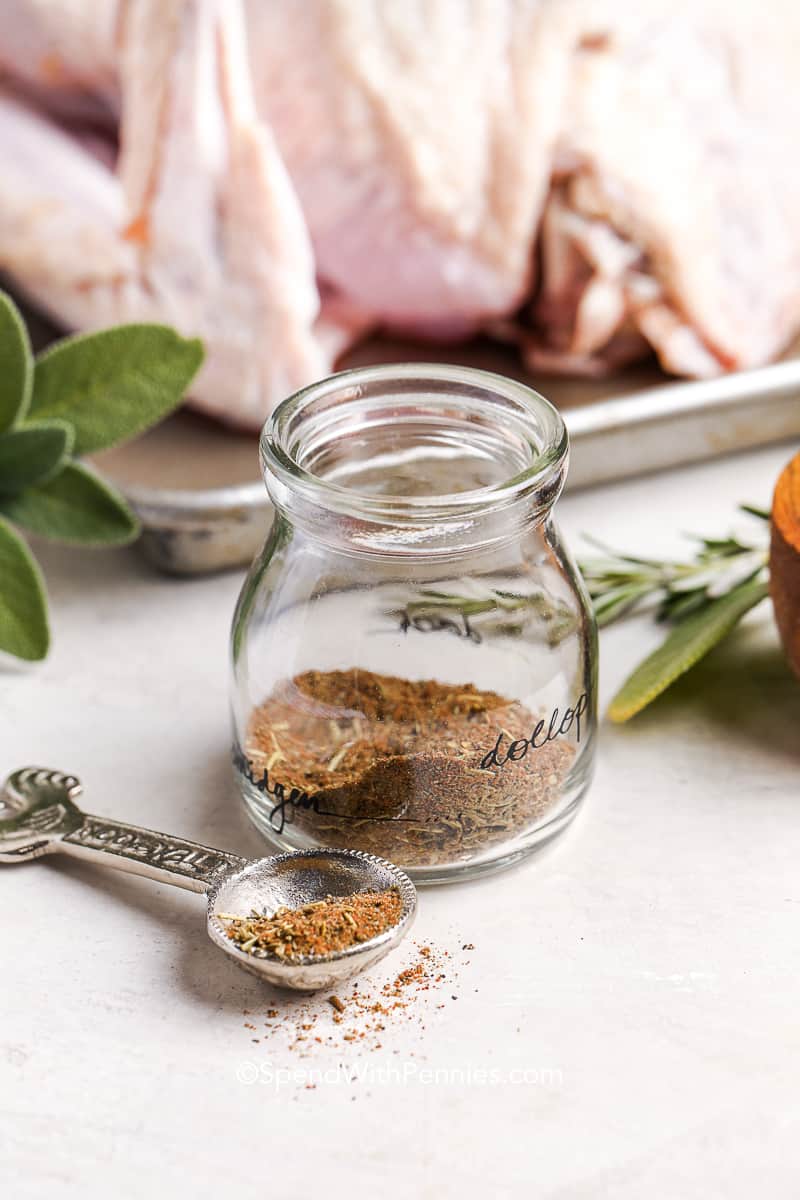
230;364;597;884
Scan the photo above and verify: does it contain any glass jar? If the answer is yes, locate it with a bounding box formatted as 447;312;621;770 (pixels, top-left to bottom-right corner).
230;364;597;883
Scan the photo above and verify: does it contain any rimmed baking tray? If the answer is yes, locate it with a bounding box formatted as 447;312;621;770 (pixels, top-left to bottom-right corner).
91;336;800;574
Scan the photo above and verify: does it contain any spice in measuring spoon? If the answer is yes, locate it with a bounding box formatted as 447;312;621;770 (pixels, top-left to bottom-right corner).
219;887;403;961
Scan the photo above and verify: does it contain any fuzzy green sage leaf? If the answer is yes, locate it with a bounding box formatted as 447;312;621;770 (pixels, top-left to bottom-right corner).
0;461;140;546
0;515;49;660
608;578;770;722
0;420;73;494
29;324;204;454
0;292;33;431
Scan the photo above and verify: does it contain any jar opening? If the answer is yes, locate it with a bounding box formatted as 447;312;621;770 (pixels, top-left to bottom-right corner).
260;364;568;551
260;364;566;556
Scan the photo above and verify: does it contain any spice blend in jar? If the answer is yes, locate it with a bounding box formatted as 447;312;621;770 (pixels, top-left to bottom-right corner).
241;668;581;868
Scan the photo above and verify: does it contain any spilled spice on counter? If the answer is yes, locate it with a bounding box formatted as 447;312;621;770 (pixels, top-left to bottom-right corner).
220;887;402;961
243;668;576;866
244;939;471;1058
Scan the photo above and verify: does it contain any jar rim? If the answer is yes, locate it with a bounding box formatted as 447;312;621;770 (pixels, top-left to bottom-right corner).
260;363;569;528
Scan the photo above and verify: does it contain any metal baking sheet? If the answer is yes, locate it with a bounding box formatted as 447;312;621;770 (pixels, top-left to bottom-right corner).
91;336;800;574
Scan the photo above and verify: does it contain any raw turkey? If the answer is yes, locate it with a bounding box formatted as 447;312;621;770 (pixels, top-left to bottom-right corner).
0;0;799;426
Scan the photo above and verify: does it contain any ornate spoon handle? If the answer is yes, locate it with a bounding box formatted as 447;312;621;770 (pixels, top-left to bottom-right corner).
0;767;247;893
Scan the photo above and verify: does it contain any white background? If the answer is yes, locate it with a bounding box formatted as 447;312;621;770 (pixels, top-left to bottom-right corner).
3;442;799;1198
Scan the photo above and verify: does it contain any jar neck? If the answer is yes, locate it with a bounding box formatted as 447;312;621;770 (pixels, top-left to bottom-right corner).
260;364;569;557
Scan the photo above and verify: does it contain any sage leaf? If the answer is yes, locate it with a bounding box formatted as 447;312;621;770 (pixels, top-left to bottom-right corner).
0;292;33;431
0;515;49;660
608;578;770;722
30;324;203;454
0;461;139;546
0;420;73;494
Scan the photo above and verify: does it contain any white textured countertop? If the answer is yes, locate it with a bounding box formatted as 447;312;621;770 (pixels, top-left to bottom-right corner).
3;442;799;1199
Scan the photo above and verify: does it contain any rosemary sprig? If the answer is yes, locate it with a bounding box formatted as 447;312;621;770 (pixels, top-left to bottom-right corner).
389;586;577;646
580;506;771;720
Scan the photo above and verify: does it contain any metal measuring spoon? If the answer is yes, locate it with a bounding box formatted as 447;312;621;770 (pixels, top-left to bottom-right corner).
0;766;417;991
